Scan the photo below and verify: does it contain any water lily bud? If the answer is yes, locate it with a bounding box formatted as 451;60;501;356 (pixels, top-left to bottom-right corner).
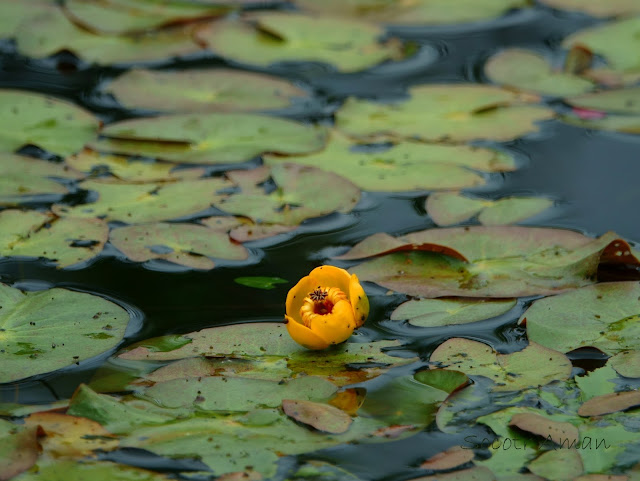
284;265;369;350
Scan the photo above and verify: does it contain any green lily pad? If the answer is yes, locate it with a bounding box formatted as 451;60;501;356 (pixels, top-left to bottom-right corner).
16;7;203;65
575;365;619;400
429;338;572;391
234;276;288;289
110;222;248;270
426;192;554;226
295;0;529;25
563;17;640;73
0;210;108;267
0;90;99;156
12;459;173;481
282;399;353;434
336;85;555;143
560;113;640;134
0;153;82;203
106;69;307;113
195;13;403;73
610;350;640;378
414;369;470;395
518;281;640;355
567;87;640;114
0;0;54;37
52;178;230;223
65;150;204;183
0;283;129;383
0;419;39;480
577;415;640;473
218;163;360;226
528;449;584;481
391;298;516;327
485;48;594;96
93;113;326;164
65;0;228;35
538;0;640;18
265;132;515;192
346;227;639;298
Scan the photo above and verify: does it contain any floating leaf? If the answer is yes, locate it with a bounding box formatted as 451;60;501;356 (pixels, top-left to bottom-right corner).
65;150;204;183
566;87;640;115
296;0;529;25
485;48;594;96
0;90;99;156
610;350;640;378
519;281;640;354
265;131;515;192
93;113;326;164
0;420;39;481
528;449;584;481
106;69;307;113
0;153;82;203
391;298;516;327
430;339;572;391
110;222;248;270
577;416;640;473
411;467;496;481
578;391;640;417
53;178;230;223
414;369;470;395
0;210;107;267
0;0;54;37
336;85;555;143
16;7;203;65
282;399;353;434
218;164;360;226
346;227;639;298
508;412;580;446
575;365;619;401
12;459;173;481
195;13;403;72
426;192;554;226
563;17;640;73
0;284;130;383
419;446;474;471
560;113;640;134
538;0;640;18
65;0;228;34
229;223;297;242
234;277;288;289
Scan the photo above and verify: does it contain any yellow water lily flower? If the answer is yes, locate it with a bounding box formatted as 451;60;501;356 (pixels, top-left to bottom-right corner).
285;265;369;350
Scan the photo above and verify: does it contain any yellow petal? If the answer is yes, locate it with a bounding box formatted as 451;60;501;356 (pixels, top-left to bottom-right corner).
285;315;330;350
349;273;369;328
285;275;314;323
310;300;355;346
309;265;350;296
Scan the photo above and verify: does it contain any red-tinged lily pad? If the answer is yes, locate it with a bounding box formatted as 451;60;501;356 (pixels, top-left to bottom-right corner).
336;85;555;143
566;87;640;115
65;150;204;183
265;131;515;192
0;420;39;481
485;48;594;96
295;0;529;25
195;13;403;73
346;227;639;298
430;339;572;391
508;412;580;446
52;178;230;223
11;459;174;481
218;164;360;226
538;0;640;18
106;69;307;113
518;281;640;354
110;222;248;270
282;399;353;434
610;350;640;378
419;446;474;471
93;113;326;164
0;283;130;383
65;0;229;35
562;17;640;74
16;7;203;65
578;391;640;417
0;90;99;156
391;298;516;327
0;210;107;268
0;153;83;204
527;449;584;481
426;192;554;226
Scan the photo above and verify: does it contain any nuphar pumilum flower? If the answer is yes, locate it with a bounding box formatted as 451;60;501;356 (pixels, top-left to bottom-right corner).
285;265;369;350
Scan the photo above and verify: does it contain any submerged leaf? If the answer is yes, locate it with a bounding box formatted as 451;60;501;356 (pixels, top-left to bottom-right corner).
0;283;129;383
234;277;288;289
195;13;403;72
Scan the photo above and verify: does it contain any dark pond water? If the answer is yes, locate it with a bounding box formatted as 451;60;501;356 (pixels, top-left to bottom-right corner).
1;4;639;480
